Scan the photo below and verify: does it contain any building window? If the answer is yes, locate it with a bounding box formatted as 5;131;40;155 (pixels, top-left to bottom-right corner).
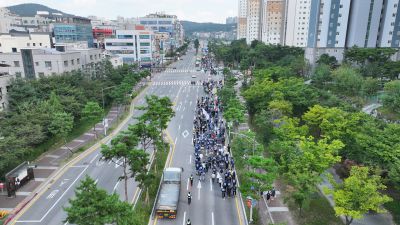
15;72;22;78
71;59;75;65
140;42;151;47
12;48;17;52
139;35;150;39
33;43;36;47
64;60;68;67
38;72;45;78
14;61;20;67
45;61;52;68
90;55;93;60
35;62;39;66
39;43;42;46
77;58;80;64
27;43;30;47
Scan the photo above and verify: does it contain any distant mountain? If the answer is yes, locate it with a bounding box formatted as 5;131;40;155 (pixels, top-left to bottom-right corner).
6;3;73;17
182;21;236;35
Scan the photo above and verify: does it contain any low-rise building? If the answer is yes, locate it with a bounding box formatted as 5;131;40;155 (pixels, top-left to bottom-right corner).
105;30;153;67
0;46;102;111
0;31;52;53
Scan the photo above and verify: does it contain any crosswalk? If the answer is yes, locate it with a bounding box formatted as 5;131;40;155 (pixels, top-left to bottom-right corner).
152;81;203;86
164;69;199;73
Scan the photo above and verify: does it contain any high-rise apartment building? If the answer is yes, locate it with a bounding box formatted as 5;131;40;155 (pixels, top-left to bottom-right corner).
237;0;248;39
246;0;263;44
262;0;286;45
285;0;312;47
306;0;400;64
379;0;400;47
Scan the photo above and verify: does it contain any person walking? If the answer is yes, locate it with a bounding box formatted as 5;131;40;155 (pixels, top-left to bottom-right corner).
187;192;192;205
271;187;276;200
190;175;194;187
187;219;192;225
233;186;237;196
222;187;226;199
266;191;271;203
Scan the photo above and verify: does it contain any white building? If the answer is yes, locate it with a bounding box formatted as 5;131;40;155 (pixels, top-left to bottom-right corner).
246;0;263;44
237;0;248;40
105;30;153;67
262;0;286;45
0;32;52;53
284;0;311;47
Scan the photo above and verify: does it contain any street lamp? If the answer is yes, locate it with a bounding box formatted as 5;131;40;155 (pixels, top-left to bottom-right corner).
230;130;260;156
101;85;117;135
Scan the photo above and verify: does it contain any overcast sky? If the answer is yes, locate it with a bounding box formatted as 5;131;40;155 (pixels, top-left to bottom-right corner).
0;0;237;23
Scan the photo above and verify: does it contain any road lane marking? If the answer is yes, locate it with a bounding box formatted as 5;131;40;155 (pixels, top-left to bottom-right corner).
89;154;98;164
212;212;215;225
174;137;178;145
197;181;201;200
35;166;89;222
182;130;189;138
189;155;192;164
113;181;120;192
187;178;190;191
182;211;186;225
183;107;185;112
210;178;213;191
178;125;181;130
70;165;88;168
235;196;244;225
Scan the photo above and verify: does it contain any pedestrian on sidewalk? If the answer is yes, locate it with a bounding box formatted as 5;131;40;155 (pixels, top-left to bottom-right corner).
266;191;271;203
271;187;276;200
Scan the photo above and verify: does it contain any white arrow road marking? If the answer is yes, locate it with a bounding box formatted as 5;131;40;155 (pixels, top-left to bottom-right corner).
59;179;70;187
197;181;202;200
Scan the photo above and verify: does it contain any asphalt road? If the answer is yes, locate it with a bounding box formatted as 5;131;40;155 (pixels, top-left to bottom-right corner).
11;48;246;225
151;49;247;225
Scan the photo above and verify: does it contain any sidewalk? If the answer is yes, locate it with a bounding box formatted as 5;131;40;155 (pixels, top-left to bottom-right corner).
318;168;394;225
0;80;147;212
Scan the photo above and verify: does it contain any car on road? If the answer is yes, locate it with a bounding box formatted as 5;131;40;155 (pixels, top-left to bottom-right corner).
191;75;197;78
173;67;177;69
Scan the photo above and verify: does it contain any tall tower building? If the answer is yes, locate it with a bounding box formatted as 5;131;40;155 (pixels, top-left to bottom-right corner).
262;0;286;45
237;0;248;39
246;0;263;44
285;0;312;47
379;0;400;47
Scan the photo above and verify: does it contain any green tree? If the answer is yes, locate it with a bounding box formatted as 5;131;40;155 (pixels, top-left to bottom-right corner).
382;80;400;113
326;166;392;225
284;137;343;214
243;156;278;199
82;101;103;137
101;139;149;202
64;176;140;225
311;64;332;88
194;39;200;54
332;66;363;97
136;172;155;205
362;77;380;97
48;112;74;151
317;53;338;68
